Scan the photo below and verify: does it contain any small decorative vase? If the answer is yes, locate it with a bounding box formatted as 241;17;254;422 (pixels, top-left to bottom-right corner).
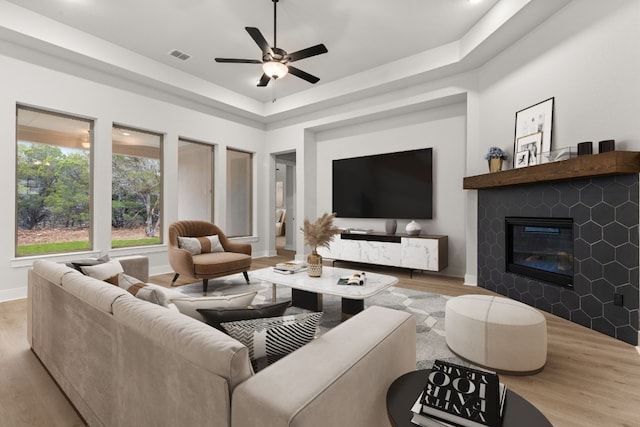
385;219;397;234
307;250;323;277
406;220;421;236
488;157;503;173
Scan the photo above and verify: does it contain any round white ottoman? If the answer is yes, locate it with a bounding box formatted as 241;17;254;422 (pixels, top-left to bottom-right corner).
445;295;547;374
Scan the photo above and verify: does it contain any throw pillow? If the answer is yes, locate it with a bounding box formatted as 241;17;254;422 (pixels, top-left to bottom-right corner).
111;273;170;307
177;235;225;255
66;254;110;272
197;300;291;331
221;312;323;371
172;291;258;321
80;260;124;282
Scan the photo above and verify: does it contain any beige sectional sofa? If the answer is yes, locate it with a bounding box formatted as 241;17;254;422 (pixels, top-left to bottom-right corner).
27;257;416;427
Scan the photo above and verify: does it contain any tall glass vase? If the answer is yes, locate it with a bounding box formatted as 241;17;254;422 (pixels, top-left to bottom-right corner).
307;250;323;277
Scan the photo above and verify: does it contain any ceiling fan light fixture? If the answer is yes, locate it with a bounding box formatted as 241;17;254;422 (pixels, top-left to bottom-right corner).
262;61;288;79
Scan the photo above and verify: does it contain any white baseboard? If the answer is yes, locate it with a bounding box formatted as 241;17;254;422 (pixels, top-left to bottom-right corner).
464;274;477;286
0;286;27;303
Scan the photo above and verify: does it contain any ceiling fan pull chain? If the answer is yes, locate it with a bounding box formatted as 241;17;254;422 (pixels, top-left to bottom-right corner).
272;78;277;103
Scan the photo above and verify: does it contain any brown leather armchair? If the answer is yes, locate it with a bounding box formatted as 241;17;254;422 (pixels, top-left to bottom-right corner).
168;220;252;294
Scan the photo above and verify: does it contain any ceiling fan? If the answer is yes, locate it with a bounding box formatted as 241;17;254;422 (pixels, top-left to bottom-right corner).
214;0;328;87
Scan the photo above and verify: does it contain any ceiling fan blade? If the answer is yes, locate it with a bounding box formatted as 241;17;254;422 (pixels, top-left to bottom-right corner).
215;58;262;64
287;66;320;84
246;27;273;55
257;73;271;87
287;44;328;62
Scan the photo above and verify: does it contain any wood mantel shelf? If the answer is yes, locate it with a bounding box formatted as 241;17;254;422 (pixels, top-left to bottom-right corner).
463;151;640;190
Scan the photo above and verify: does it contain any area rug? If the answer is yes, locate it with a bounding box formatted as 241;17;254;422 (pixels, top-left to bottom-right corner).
173;273;469;370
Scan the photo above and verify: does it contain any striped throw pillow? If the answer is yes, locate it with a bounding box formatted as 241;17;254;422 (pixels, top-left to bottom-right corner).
221;312;323;371
177;235;225;255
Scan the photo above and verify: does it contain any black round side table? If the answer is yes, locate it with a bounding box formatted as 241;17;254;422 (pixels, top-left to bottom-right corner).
386;369;552;427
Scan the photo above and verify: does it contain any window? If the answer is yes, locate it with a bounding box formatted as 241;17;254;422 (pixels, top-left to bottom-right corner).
178;138;214;221
16;106;93;256
111;125;162;248
226;148;252;237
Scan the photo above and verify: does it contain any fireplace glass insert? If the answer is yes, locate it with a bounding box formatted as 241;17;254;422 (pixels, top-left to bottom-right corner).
505;217;574;287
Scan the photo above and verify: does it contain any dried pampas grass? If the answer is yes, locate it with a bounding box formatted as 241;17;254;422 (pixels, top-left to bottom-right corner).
300;212;340;251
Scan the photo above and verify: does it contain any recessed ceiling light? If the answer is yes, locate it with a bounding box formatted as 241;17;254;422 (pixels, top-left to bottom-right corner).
468;0;483;4
122;132;130;136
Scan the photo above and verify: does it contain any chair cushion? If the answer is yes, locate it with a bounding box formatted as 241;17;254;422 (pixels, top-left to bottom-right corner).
178;235;225;255
197;300;291;331
192;252;252;276
221;312;323;371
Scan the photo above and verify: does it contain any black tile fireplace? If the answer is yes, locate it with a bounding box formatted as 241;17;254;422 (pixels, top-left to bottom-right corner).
477;175;639;345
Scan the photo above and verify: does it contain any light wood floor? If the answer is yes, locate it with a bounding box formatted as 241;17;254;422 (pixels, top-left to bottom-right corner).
2;251;639;426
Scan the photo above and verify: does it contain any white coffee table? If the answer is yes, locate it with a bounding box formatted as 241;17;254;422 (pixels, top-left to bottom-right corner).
251;266;398;320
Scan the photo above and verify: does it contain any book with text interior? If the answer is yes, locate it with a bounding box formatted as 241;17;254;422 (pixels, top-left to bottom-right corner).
411;383;507;427
418;360;502;427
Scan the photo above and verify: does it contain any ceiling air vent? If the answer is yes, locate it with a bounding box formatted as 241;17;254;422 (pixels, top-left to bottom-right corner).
168;49;192;61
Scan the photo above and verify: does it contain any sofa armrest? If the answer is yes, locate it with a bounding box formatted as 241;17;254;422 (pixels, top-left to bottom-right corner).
231;306;416;427
116;256;149;282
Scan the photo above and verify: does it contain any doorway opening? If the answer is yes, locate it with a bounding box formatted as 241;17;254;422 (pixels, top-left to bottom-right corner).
275;152;296;256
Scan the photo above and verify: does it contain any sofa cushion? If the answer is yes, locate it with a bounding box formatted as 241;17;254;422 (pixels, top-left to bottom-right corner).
221;312;322;371
60;268;132;313
178;235;225;255
172;292;258;322
197;300;291;331
112;296;254;392
32;259;83;286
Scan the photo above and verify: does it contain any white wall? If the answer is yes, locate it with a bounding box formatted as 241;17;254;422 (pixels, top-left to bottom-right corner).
314;104;468;277
0;53;265;301
465;0;640;283
475;0;640;174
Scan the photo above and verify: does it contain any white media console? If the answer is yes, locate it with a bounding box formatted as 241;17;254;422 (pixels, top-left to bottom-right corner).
318;232;448;273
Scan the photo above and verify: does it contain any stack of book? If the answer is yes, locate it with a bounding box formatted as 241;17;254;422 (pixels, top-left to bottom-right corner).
273;260;307;274
410;360;507;427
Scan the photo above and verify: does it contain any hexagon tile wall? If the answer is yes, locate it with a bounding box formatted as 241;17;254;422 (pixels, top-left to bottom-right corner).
477;174;639;345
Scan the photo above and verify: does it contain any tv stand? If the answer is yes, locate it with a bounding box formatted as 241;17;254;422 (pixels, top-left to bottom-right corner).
318;232;448;274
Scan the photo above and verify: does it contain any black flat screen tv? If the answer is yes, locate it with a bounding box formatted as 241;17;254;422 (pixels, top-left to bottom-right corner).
332;148;433;219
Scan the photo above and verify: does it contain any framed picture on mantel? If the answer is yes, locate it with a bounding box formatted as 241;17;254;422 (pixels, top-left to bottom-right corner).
514;97;554;167
515;132;542;166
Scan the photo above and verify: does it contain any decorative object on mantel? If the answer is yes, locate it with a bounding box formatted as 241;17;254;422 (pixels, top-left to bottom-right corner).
484;146;509;172
514;97;554;167
541;147;577;163
577;141;593;156
515;132;542;166
300;212;340;277
405;220;422;236
385;219;397;235
599;139;615;153
515;150;529;168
